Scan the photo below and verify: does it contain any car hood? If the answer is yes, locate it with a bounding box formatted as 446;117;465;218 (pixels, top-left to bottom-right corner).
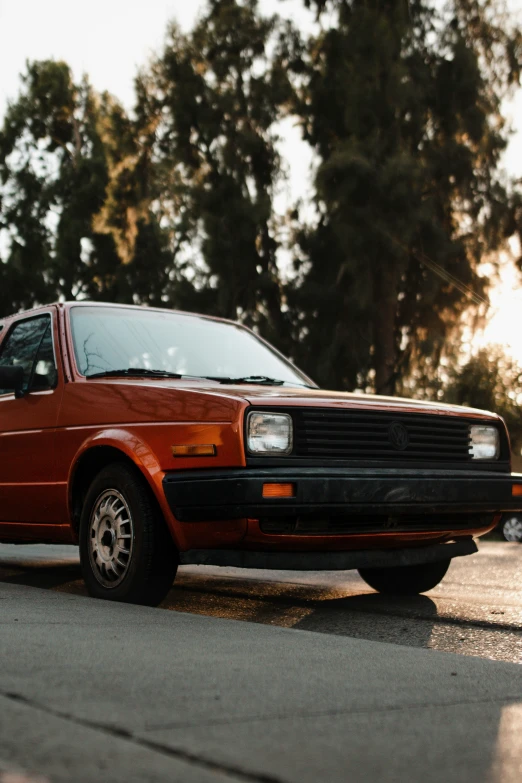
212;383;498;420
88;378;499;421
137;379;498;421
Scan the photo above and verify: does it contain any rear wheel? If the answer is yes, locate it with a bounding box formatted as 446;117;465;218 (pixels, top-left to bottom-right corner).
79;462;177;605
500;514;522;542
358;558;451;595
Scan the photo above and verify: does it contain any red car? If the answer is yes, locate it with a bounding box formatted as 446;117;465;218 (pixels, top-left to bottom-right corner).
0;302;521;605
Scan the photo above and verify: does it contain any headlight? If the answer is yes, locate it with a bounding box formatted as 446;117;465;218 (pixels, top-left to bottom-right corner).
470;425;500;460
246;412;293;455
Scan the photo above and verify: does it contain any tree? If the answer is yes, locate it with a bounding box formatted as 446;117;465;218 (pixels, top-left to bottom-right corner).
287;0;522;393
0;61;111;312
138;0;297;344
2;0;522;404
0;60;180;316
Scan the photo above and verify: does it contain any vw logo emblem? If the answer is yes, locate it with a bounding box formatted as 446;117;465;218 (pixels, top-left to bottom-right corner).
388;421;409;451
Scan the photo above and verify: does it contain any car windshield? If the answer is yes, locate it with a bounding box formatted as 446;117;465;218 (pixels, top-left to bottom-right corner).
70;306;313;387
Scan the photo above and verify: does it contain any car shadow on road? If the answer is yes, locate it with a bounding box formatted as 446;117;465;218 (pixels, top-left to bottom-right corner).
1;552;520;660
0;548;85;593
0;549;439;651
293;592;439;648
164;570;440;651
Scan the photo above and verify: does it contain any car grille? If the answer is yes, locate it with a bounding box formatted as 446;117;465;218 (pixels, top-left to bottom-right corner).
292;408;472;462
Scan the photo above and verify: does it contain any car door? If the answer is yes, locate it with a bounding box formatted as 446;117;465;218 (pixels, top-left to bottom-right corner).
0;310;63;525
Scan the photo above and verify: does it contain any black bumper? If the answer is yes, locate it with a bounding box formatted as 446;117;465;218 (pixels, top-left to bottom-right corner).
163;467;522;523
178;540;477;570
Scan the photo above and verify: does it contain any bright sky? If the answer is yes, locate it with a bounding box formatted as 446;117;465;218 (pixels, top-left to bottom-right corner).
1;0;522;362
472;257;522;357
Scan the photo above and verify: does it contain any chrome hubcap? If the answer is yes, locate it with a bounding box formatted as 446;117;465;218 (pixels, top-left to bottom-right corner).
502;516;522;543
89;490;134;588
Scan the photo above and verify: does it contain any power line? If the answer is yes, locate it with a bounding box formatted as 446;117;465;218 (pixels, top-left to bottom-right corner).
387;233;489;307
413;248;488;307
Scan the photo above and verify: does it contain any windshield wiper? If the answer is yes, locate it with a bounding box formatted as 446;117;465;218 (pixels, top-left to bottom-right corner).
202;375;286;386
86;368;184;379
86;369;315;387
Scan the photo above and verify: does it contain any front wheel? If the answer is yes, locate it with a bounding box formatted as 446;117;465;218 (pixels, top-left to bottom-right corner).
358;558;451;595
79;462;177;606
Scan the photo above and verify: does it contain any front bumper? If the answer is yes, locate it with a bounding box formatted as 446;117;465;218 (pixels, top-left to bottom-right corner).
178;539;477;570
163;467;522;523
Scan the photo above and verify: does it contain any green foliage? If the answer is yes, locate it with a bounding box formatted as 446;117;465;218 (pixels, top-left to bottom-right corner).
287;0;522;393
0;60;179;314
1;0;521;406
0;61;113;309
131;0;298;345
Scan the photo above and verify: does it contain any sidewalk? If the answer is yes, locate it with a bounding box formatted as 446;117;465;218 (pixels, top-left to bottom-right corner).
0;581;521;783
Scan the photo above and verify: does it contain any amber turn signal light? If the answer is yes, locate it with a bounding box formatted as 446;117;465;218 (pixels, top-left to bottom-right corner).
262;483;295;498
512;484;522;497
172;444;217;457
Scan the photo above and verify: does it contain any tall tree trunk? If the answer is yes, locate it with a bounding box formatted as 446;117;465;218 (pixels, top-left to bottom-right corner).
373;264;398;396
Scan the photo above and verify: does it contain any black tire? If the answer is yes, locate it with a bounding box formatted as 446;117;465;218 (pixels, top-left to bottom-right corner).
500;514;522;542
358;558;451;595
79;462;177;606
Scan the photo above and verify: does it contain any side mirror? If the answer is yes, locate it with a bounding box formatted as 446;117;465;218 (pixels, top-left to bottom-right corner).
0;365;25;398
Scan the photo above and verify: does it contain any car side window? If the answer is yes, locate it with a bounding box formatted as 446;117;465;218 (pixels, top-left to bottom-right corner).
30;322;58;392
0;316;57;396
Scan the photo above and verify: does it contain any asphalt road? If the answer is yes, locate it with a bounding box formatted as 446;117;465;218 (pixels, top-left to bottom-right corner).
0;540;520;663
0;540;521;783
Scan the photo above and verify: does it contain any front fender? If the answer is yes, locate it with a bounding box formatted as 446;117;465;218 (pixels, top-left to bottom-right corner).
67;428;183;547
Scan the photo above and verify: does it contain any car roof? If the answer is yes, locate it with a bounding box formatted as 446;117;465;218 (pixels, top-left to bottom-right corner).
0;301;241;328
